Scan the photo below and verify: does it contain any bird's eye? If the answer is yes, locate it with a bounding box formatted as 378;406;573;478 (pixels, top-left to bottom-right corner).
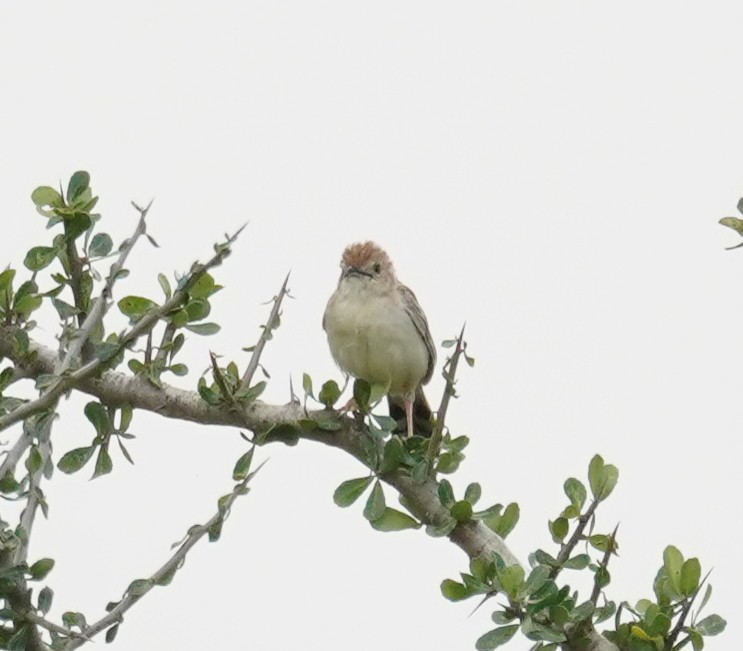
372;263;381;274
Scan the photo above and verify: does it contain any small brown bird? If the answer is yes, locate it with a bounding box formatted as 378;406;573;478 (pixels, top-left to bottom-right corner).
323;241;436;437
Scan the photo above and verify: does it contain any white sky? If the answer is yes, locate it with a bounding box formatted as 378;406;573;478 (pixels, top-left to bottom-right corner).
0;3;740;650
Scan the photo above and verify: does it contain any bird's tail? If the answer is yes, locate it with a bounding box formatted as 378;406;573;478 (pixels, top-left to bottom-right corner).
387;386;434;438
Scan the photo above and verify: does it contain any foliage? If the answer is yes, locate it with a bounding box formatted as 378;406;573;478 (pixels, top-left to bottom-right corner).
0;172;728;650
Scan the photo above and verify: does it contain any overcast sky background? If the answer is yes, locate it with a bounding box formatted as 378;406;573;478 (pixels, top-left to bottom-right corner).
0;3;740;650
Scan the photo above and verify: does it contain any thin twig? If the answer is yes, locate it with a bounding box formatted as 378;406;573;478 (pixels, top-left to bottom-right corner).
239;272;290;391
24;612;91;642
664;571;712;651
0;222;240;436
550;499;601;580
0;205;151;480
154;322;176;367
426;324;466;462
590;523;619;605
64;459;266;650
210;352;235;405
14;415;53;564
61;200;150;372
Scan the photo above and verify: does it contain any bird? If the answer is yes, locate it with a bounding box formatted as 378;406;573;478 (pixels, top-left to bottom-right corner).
323;241;436;437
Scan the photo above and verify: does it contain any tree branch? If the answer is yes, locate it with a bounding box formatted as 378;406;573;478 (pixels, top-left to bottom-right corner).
0;330;520;567
64;459;265;649
0;222;237;435
239;271;290;391
0;329;622;651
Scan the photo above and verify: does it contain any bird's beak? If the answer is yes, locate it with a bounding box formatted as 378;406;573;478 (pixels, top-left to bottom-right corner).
344;267;372;279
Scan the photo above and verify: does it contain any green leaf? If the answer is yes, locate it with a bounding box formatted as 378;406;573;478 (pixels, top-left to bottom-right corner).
52;297;80;319
593;600;616;624
498;564;524;599
564;477;586;510
363;480;386;521
699;583;713;613
440;579;469;601
594;566;611;588
92;446;113;478
450;500;473;523
84;401;110;437
524;565;550;596
64;212;92;240
562;554;590;570
185;322;220;335
302;372;314;398
587;454;618;501
23;246;57;271
208;519;223;542
588;534;611;551
157;273;172;299
696;614;726;636
494;502;519;538
372;414;397;431
31;186;63;210
232;448;254;481
663;545;684;594
369;507;419;532
425;517;457;537
438;479;455;507
185;298;211;321
66;171;90;203
62;611;87;629
88;233;113;257
353;378;371;411
475;625;519;650
105;624;119;643
436;451;462;474
647;612;671;637
168;363;188;376
0;268;15;295
168;308;188;327
13;293;42;316
464;482;482;505
588;454;604;498
333;476;373;507
118;296;156;318
127;578;152;597
491;611;517;625
680;557;701;597
596;464;618;500
57;446;95;474
38;586;53;615
318;380;341;408
29;558;55;580
689;629;704;651
549;604;570;626
719;217;743;235
549;517;569;543
25;446;42;475
189;272;220;299
378;437;403;474
6;624;28;651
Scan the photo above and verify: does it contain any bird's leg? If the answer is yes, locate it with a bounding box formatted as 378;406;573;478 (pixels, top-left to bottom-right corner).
404;395;414;438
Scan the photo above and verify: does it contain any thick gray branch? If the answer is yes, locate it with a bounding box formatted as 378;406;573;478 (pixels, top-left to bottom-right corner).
0;331;517;566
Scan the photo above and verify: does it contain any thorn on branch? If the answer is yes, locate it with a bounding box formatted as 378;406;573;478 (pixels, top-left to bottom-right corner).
426;323;467;463
240;272;291;391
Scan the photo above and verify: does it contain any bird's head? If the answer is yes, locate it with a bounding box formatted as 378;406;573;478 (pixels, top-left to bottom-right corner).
338;241;395;289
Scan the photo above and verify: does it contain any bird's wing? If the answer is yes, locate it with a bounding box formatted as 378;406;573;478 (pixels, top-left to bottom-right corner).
398;283;436;384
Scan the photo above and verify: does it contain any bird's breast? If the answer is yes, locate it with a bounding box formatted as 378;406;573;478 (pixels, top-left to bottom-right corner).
324;287;428;396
